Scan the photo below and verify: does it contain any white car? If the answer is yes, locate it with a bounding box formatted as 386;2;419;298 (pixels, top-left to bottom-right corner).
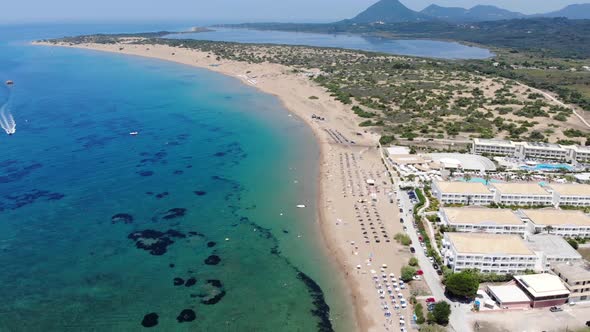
412;275;422;281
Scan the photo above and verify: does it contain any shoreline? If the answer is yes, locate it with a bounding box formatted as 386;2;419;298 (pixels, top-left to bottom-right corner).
34;40;412;332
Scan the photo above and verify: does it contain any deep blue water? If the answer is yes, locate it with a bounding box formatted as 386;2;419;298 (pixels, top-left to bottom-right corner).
0;24;352;331
166;28;493;59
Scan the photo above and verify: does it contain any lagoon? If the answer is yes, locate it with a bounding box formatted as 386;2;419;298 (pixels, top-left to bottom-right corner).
166;28;493;60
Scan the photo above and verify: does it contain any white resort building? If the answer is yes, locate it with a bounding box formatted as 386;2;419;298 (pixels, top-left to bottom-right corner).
491;183;553;206
521;209;590;238
524;234;582;272
432;181;494;206
546;183;590;207
439;207;526;236
471;138;590;163
442;233;536;274
552;261;590;303
472;138;518;156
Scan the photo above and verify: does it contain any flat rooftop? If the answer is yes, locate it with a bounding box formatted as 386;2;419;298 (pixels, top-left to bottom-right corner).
487;285;531;303
514;274;570;298
525;235;582;260
473;138;515;147
521;209;590;227
492;183;550;196
390;155;428;165
442;208;524;226
553;261;590;282
549;183;590;197
435;181;493;195
428;153;496;171
446;233;534;256
522;142;565;150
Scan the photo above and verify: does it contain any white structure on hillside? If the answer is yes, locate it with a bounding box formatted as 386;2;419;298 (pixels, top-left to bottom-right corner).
491;183;553;206
432;181;494;205
521;209;590;238
471;138;589;162
439;207;526;236
442;232;536;274
524;234;582;272
546;183;590;207
472;138;518;156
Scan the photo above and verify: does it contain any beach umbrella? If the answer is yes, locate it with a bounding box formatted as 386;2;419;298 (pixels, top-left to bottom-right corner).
382;264;388;268
370;269;376;274
356;265;361;269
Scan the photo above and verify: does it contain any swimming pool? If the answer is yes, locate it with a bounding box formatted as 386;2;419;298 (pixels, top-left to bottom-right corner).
457;177;503;184
520;164;573;171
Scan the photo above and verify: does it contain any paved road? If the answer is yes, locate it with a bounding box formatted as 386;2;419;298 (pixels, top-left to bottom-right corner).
396;189;472;332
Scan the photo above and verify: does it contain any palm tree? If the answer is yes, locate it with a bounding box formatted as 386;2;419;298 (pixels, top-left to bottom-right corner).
484;174;491;185
544;225;554;234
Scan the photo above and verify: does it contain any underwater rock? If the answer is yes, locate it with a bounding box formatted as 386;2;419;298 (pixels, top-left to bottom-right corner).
185;277;197;287
204;255;221;265
173;170;184;175
201;290;226;305
155;192;169;199
1;189;65;211
176;309;196;323
141;313;159;328
213;152;225;157
193;191;206;196
207;279;222;288
128;229;186;256
206;241;216;248
162;208;186;220
111;213;133;224
137;170;154;177
173;277;184;286
169;263;175;268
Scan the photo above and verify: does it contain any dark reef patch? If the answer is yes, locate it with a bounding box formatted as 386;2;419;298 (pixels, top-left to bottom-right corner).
141;313;159;328
127;229;186;256
206;241;216;248
176;309;196;323
204;255;221;265
213;152;225;157
155;192;169;199
193;191;207;196
173;170;184;175
138;150;168;166
75;134;116;150
0;160;43;184
188;231;204;237
111;213;133;224
185;277;197;287
207;279;222;288
0;189;65;211
162;208;186;220
297;272;333;332
137;170;154;177
201;290;226;305
173;277;184;286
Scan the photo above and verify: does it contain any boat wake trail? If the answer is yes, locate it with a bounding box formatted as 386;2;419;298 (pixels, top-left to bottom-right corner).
0;88;16;135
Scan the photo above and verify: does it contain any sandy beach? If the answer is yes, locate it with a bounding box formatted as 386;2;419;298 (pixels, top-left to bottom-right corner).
35;40;423;331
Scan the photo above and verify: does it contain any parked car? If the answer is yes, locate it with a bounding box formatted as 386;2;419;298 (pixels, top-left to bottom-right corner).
400;218;404;223
409;247;415;253
436;269;443;276
550;306;563;312
412;275;422;281
425;297;436;303
433;263;439;270
428;257;435;263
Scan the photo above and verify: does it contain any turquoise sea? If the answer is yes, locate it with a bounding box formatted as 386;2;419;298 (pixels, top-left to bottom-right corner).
0;24;352;331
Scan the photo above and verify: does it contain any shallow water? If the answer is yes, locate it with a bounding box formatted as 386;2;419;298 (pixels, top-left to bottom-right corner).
166;27;493;59
0;24;352;331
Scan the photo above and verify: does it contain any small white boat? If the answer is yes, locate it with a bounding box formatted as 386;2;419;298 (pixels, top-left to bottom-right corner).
296;204;306;208
129;131;139;136
5;80;14;85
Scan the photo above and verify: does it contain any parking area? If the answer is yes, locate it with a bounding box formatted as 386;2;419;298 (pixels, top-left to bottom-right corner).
468;303;590;332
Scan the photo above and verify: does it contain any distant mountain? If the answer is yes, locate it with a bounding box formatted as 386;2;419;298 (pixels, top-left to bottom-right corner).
420;4;525;22
348;0;429;23
541;4;590;19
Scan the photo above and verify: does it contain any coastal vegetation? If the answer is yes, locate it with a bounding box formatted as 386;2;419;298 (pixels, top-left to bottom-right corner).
46;33;589;144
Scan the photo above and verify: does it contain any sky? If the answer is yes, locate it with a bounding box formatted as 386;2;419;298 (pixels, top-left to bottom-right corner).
1;0;588;23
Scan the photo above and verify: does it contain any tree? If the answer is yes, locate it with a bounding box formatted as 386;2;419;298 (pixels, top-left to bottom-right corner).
567;238;579;250
401;265;417;282
544;225;554;234
414;303;426;324
463;173;472;182
409;257;419;267
444;271;479;299
420;324;446;332
432;301;451;325
484;174;491;185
